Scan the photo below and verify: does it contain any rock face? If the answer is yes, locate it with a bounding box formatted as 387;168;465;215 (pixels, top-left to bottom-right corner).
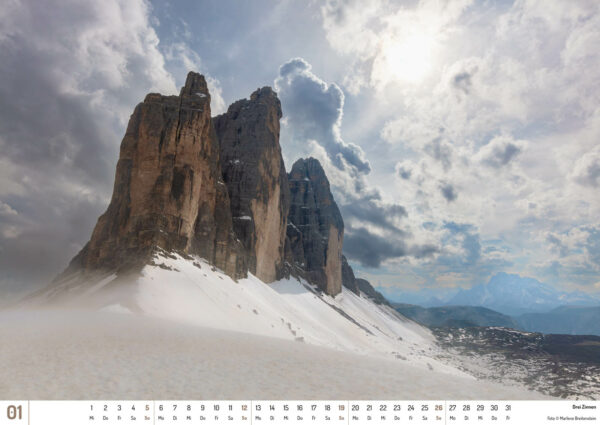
341;254;388;304
214;87;290;283
63;72;246;279
286;158;344;296
49;71;386;305
341;255;359;294
356;278;390;306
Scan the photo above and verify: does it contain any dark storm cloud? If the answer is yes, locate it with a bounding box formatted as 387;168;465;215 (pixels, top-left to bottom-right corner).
276;57;371;174
343;226;438;268
0;0;176;294
439;182;458;202
0;55;114;185
275;57;427;267
341;200;408;236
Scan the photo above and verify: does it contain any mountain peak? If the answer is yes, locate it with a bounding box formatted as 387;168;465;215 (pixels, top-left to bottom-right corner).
286;156;344;295
41;72;373;302
213;86;289;283
250;86;277;100
449;272;598;315
180;71;209;97
289;157;326;181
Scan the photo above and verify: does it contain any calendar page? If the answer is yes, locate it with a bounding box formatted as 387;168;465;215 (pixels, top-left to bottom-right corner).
1;1;599;425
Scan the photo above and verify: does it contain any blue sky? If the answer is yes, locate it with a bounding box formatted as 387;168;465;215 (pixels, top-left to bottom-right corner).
1;0;599;301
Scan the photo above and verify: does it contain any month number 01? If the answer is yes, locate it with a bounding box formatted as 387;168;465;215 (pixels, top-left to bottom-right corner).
6;405;22;420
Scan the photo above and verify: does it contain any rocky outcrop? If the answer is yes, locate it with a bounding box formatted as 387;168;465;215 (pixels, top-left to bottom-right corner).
62;72;246;280
286;158;344;296
341;254;389;304
51;71;379;304
356;278;389;306
341;255;359;294
214;87;290;283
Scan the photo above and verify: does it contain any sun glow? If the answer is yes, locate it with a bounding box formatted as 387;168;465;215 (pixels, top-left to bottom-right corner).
382;33;436;83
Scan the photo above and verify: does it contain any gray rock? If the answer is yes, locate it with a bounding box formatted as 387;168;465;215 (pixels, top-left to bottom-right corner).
285;158;344;296
341;255;359;295
214;87;290;283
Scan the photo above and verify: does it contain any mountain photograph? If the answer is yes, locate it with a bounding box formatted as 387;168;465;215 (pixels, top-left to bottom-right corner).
1;0;599;402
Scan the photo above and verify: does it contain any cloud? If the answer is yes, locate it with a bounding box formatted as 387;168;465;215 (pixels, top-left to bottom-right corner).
341;200;407;236
321;0;474;92
275;57;371;174
274;58;443;269
546;233;570;257
344;226;437;268
0;0;187;294
587;227;600;269
571;145;600;188
424;134;453;171
439;182;458;202
452;71;473;94
0;202;18;217
316;0;600;292
441;222;481;267
477;135;525;168
396;161;413;180
302;140;410;237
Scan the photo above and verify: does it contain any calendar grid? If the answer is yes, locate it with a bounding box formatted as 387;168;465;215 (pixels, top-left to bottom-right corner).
0;400;598;425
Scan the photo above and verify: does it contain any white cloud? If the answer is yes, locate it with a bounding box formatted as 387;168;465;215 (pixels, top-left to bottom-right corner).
0;202;17;216
476;135;527;168
275;57;371;174
571;145;600;188
319;0;600;290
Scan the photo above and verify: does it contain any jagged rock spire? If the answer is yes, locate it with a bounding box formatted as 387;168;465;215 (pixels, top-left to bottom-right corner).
58;71;245;281
285;157;344;296
214;86;289;283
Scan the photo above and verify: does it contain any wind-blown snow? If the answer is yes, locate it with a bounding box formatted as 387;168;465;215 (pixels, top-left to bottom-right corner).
3;252;549;399
133;253;453;372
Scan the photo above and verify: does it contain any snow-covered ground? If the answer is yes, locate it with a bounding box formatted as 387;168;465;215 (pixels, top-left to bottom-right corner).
3;252;549;399
0;311;546;400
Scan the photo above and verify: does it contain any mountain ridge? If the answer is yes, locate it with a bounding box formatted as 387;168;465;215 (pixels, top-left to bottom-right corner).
33;71;385;308
447;272;600;316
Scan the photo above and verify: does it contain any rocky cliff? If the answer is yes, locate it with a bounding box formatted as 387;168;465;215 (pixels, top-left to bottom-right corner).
341;253;386;303
61;72;246;280
341;255;359;294
214;88;290;283
48;71;385;303
285;158;344;296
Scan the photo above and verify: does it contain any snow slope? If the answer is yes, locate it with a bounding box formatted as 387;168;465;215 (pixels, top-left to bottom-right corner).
35;252;451;373
0;310;547;400
136;254;439;362
8;252;548;399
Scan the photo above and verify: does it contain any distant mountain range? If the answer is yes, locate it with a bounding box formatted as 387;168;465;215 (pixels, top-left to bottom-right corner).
393;304;521;329
446;272;599;316
393;303;600;337
385;272;599;315
387;272;600;336
517;306;600;336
